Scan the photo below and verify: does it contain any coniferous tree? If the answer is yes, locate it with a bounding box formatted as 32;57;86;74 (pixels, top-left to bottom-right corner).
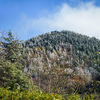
0;30;32;90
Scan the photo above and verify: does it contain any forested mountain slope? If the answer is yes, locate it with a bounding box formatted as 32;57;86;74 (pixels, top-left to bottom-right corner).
22;30;100;64
21;31;100;92
1;30;100;97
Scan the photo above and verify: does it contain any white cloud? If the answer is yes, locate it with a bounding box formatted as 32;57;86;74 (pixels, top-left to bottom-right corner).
17;2;100;39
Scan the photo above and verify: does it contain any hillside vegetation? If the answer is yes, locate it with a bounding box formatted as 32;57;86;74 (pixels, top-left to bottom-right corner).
0;30;100;99
23;30;100;79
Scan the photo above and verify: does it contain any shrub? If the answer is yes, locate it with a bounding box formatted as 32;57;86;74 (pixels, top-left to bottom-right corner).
0;87;63;100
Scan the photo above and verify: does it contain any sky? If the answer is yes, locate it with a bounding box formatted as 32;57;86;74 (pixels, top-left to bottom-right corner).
0;0;100;40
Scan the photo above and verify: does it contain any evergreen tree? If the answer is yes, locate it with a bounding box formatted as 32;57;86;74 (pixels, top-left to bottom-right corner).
2;30;21;63
0;30;32;90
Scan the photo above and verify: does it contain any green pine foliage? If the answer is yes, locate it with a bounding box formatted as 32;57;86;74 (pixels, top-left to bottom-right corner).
0;60;32;90
0;30;32;90
2;30;22;63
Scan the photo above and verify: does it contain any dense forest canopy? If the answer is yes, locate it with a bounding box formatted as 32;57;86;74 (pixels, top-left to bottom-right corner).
22;30;100;67
23;31;100;55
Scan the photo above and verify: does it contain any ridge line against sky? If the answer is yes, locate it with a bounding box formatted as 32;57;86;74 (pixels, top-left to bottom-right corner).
0;0;100;40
